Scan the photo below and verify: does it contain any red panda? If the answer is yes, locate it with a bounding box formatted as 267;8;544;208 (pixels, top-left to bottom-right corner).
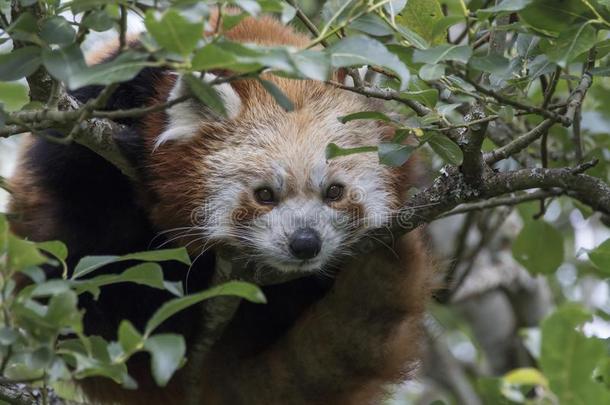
8;15;433;405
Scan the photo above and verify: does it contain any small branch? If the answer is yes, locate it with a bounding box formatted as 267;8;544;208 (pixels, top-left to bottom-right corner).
565;66;594;125
327;81;432;117
484;119;556;164
119;5;128;52
566;48;595;160
461;76;571;126
439;189;565;218
285;0;328;47
542;66;562;109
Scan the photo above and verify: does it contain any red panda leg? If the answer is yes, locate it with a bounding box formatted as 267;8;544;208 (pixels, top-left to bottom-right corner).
207;231;432;405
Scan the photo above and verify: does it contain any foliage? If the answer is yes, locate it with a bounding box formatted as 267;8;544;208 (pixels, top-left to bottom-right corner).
0;0;609;404
0;213;264;399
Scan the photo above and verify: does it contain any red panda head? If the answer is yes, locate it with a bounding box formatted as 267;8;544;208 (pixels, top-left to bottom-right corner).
139;17;413;273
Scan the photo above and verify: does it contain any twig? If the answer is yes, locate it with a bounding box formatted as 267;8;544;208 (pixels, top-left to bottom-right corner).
567;48;596;161
284;0;327;46
439;189;565;218
484;119;555;164
119;5;128;52
327;80;432;116
461;76;571;126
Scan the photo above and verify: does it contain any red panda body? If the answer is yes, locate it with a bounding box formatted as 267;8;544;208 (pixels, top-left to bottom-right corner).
9;16;433;405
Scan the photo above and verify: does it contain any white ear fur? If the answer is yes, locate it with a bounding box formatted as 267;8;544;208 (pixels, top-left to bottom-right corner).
155;73;242;148
342;66;369;86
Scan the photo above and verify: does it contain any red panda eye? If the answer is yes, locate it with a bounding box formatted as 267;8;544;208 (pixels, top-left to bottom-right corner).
325;184;344;202
255;187;275;204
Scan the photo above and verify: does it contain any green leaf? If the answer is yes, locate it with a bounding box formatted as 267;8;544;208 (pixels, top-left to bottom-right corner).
70;351;129;384
191;43;239;71
144;9;203;56
545;23;597;68
351;14;393;37
72;247;190;279
121;248;192;265
45;290;80;327
7;12;41;45
290;50;330;81
329;35;410;90
401;89;439;108
37;241;68;262
0;47;42;81
144;281;266;336
540;304;610;404
325;143;377;160
479;0;533;13
6;236;47;271
183;74;227;117
338;111;392;124
82;9;116;32
42;44;88;88
193;41;295;75
258;78;294;112
378;143;416;166
502;367;548;388
431;16;465;40
469;55;510;74
73;263;166;298
512;220;564;274
396;0;445;45
72;255;120;279
589;238;610;274
0;82;28;111
427;133;463;164
118;320;143;354
519;0;592;34
40;16;76;45
29;280;71;297
69;51;152;90
413;44;472;65
144;334;186;386
418;64;445;81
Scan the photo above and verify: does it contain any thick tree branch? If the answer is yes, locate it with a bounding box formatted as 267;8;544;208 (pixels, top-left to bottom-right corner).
459;105;489;186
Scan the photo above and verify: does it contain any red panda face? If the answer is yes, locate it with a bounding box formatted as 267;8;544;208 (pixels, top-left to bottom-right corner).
149;75;402;272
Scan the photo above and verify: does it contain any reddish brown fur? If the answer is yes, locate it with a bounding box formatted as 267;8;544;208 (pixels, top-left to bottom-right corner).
9;14;434;405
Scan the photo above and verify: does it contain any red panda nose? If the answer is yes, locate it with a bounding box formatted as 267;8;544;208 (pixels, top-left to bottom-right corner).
289;228;322;260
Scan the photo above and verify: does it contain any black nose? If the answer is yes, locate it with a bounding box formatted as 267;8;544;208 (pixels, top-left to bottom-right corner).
289;228;321;260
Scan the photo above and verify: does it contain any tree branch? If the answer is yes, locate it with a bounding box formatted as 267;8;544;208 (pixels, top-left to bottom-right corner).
327;80;432;117
484;119;556;164
459;104;489;186
439;189;565;218
461;76;571;126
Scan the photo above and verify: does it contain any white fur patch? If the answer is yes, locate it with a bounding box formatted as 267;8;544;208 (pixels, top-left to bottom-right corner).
155;73;242;148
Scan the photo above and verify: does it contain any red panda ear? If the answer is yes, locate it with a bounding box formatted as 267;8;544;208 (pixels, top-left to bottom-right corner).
335;66;371;86
155;72;242;148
